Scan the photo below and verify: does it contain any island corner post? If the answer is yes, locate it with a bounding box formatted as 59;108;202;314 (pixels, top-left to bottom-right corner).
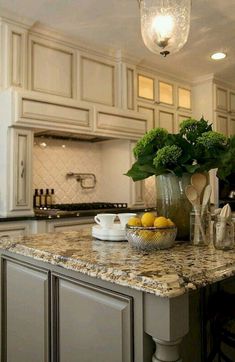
144;292;189;362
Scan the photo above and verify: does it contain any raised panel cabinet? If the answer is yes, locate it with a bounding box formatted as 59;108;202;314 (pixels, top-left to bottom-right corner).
137;74;154;101
159;81;174;106
215;86;228;112
1;259;50;362
158;108;175;133
137;104;155;130
178;87;191;110
95;107;148;140
229;92;235;114
80;56;115;106
56;277;133;362
229;116;235;136
29;36;76;98
215;112;229;136
0;222;29;239
9;128;33;214
47;219;94;233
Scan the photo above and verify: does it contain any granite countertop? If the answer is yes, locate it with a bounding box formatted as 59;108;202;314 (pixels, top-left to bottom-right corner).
1;229;235;298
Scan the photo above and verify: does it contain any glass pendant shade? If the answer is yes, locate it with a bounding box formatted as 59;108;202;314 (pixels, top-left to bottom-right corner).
139;0;191;56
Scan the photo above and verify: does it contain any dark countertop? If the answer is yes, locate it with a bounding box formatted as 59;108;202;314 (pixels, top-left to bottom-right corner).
0;206;156;222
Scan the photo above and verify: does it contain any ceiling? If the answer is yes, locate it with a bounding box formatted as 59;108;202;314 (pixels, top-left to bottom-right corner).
1;0;235;84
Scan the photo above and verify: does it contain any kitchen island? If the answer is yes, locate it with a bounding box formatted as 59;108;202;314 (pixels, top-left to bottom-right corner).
1;229;235;362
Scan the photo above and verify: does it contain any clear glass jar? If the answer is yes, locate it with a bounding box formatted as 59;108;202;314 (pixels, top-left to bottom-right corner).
190;208;211;246
213;216;234;250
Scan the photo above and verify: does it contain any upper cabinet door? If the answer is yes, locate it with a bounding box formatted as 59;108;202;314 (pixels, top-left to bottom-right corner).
159;81;174;106
229;92;235;114
80;55;116;106
29;36;76;99
215;112;229;136
215;86;228;112
178;87;191;110
229;116;235;136
157;108;175;133
137;74;155;101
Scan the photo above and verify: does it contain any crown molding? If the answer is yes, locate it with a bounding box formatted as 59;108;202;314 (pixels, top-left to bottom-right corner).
29;22;118;61
0;6;34;28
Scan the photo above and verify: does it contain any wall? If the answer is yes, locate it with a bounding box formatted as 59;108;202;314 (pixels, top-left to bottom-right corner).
33;138;103;204
33;138;155;206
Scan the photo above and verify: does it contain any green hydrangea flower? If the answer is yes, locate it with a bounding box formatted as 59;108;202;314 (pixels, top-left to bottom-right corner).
133;128;168;158
180;118;212;143
153;145;182;168
197;131;227;149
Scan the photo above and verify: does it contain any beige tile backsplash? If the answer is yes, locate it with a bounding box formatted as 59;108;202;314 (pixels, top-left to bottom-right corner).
33;138;155;205
33;138;103;204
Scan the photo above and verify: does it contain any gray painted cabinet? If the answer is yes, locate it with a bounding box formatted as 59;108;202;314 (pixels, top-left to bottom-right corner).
2;259;50;362
56;278;133;362
0;258;133;362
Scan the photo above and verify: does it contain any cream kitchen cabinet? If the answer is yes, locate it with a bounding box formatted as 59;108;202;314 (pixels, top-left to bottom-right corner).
215;85;228;113
177;87;192;111
229;115;235;135
0;221;30;238
215;112;229;136
136;72;191;133
8;128;34;216
46;218;94;233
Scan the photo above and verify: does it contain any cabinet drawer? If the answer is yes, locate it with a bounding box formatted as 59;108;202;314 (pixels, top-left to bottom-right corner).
0;223;29;238
47;219;94;233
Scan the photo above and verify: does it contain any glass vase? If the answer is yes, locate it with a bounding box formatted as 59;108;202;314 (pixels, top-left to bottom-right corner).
156;173;192;241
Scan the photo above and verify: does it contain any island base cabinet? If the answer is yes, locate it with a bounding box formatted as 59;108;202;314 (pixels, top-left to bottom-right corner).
1;259;50;362
54;277;133;362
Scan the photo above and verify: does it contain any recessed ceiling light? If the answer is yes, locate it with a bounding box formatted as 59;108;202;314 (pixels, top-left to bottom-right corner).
211;52;226;60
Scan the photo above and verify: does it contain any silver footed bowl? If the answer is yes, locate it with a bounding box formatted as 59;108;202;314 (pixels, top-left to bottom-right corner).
126;225;177;250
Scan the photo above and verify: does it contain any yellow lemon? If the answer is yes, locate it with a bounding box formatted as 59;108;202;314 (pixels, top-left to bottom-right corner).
138;230;153;240
167;218;175;227
154;216;169;228
141;212;155;227
128;216;142;227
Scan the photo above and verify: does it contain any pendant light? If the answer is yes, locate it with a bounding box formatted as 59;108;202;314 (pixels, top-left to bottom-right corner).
138;0;191;57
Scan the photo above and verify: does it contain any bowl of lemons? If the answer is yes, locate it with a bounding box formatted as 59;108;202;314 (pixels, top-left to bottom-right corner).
126;212;177;250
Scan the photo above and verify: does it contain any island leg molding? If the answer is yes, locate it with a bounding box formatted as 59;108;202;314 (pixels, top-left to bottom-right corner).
152;338;182;362
144;293;189;362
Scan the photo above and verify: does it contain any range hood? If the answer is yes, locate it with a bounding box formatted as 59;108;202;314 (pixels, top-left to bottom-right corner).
34;130;112;143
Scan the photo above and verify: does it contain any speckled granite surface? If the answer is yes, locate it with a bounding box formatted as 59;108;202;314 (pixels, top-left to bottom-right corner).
0;228;235;298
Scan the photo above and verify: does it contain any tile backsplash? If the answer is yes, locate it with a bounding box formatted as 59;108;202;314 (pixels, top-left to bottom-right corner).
33;138;155;205
33;138;103;204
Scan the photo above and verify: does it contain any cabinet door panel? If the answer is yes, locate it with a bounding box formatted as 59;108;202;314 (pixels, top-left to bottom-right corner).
159;81;173;105
58;278;133;362
230;117;235;136
178;88;191;110
81;56;115;106
158;109;175;133
137;104;155;130
230;92;235;113
216;113;229;136
216;87;228;111
3;260;49;362
137;74;154;100
10;128;33;213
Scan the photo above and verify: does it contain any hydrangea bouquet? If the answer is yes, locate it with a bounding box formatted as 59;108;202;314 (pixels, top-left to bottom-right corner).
126;118;235;181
